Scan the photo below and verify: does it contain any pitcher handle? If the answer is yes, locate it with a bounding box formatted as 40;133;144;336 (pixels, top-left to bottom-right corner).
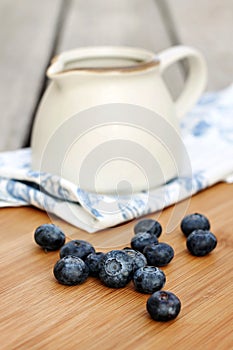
157;45;207;118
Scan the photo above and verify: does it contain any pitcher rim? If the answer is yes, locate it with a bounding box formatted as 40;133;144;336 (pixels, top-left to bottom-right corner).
47;46;160;77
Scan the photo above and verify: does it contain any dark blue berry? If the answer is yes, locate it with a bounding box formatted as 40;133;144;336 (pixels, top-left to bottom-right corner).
181;213;210;237
34;224;66;251
143;242;174;267
99;250;133;288
53;255;89;285
186;229;217;256
123;248;147;272
60;240;95;261
85;252;105;277
131;232;158;252
134;219;162;238
147;290;181;321
133;266;166;294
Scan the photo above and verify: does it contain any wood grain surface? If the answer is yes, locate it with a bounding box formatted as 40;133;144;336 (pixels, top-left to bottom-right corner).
1;182;233;350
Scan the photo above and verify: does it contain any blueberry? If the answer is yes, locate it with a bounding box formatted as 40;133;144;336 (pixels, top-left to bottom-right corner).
143;242;174;267
123;248;147;272
85;252;105;277
99;250;133;288
134;219;162;238
133;266;166;294
34;224;66;251
147;290;181;322
131;232;158;252
186;229;217;256
53;255;89;285
60;240;95;261
181;213;210;237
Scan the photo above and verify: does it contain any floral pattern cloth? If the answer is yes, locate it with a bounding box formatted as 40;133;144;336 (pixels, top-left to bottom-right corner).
0;85;232;232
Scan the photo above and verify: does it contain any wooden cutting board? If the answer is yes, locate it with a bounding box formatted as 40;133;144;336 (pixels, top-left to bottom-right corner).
0;182;233;349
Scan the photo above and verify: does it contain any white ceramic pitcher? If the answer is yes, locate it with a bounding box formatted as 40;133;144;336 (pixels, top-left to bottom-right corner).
31;46;207;194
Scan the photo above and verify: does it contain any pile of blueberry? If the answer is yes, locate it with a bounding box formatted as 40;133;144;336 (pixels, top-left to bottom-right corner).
34;213;217;322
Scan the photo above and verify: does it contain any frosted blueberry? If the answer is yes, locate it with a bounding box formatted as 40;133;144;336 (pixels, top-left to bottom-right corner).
60;240;95;261
34;224;66;251
147;290;181;321
181;213;210;237
131;232;158;253
143;242;174;267
99;250;133;288
53;255;89;285
123;248;147;272
85;252;105;277
186;229;217;256
134;219;162;238
133;266;166;294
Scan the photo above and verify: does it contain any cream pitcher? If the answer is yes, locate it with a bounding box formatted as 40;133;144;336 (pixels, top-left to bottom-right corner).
31;46;207;194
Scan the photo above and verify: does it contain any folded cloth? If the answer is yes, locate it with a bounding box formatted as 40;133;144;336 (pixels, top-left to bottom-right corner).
0;85;233;232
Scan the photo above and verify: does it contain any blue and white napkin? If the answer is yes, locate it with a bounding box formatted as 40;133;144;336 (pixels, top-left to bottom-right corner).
0;85;232;232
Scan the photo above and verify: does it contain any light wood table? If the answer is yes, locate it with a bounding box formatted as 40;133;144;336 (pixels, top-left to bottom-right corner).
1;182;233;349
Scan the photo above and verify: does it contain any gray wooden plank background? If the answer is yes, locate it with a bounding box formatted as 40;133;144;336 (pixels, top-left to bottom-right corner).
0;0;232;151
0;0;63;150
167;0;233;90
